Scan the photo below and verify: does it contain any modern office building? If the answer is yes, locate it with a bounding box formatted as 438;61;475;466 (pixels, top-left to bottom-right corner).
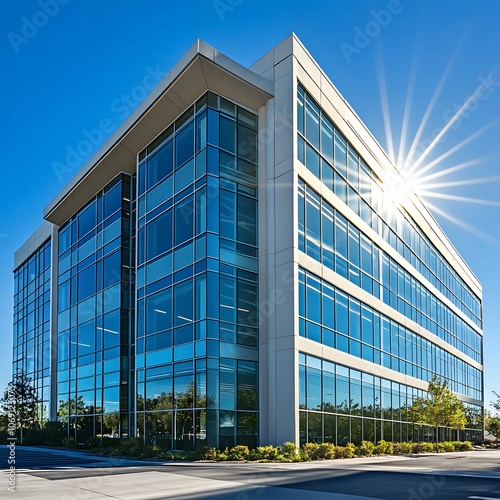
12;34;484;449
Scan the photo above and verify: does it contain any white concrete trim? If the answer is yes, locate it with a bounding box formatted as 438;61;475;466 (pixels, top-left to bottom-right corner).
297;249;482;371
296;161;482;336
297;336;483;407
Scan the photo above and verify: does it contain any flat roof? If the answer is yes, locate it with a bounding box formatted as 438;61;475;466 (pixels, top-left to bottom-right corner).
14;221;52;270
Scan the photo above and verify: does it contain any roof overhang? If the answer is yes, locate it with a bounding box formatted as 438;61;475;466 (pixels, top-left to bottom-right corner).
44;40;273;226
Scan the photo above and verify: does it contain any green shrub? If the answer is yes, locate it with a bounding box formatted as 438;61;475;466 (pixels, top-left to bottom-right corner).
459;441;472;451
316;442;336;459
249;445;282;461
301;442;336;460
23;421;67;446
336;442;356;458
62;436;77;448
301;442;319;460
140;444;161;458
374;440;392;455
283;441;299;459
440;441;455;452
393;442;413;455
412;442;422;454
438;441;455;452
195;446;218;461
356;441;375;456
84;437;102;449
419;442;435;453
227;445;249;461
117;438;144;456
101;436;121;448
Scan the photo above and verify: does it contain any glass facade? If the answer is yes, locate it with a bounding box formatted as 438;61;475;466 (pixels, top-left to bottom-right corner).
13;239;52;423
298;180;482;364
56;175;134;440
296;81;483;444
298;267;482;399
134;92;259;450
299;353;483;446
297;84;481;328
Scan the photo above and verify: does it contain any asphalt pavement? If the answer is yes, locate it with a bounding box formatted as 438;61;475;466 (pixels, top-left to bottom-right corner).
0;445;499;499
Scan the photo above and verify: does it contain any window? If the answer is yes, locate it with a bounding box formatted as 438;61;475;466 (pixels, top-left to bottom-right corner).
237;361;257;410
220;277;236;323
220;189;236;241
174;195;194;246
220;359;236;410
335;291;348;336
176;121;195;167
305;100;320;150
307;365;322;411
349;299;361;340
237;125;257;163
306;274;321;325
174;279;194;326
78;264;96;302
147;210;172;261
103;251;121;288
335;213;348;258
145;288;172;335
237;195;257;246
320;116;334;164
237;280;258;327
334;131;347;178
78;202;96;239
147;140;173;189
306;189;321;260
220;116;236;154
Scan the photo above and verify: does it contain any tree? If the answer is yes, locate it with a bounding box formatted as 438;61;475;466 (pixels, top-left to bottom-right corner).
485;413;500;439
0;371;41;444
57;396;96;417
411;376;466;452
492;391;500;414
404;398;425;442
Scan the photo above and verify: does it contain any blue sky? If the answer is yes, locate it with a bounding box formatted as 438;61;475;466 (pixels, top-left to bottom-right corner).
1;0;499;412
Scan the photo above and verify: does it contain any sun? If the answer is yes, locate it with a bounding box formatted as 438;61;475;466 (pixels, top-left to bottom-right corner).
375;50;500;242
380;168;414;210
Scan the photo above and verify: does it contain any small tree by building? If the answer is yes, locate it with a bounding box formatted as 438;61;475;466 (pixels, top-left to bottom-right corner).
0;370;41;444
492;391;500;414
411;375;467;452
485;413;500;439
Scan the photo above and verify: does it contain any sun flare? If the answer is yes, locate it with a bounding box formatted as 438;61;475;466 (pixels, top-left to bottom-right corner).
376;53;500;242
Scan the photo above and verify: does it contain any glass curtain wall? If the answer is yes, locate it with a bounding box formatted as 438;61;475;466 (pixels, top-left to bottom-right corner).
13;240;52;424
56;174;134;442
299;353;483;446
297;83;481;328
135;92;259;451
